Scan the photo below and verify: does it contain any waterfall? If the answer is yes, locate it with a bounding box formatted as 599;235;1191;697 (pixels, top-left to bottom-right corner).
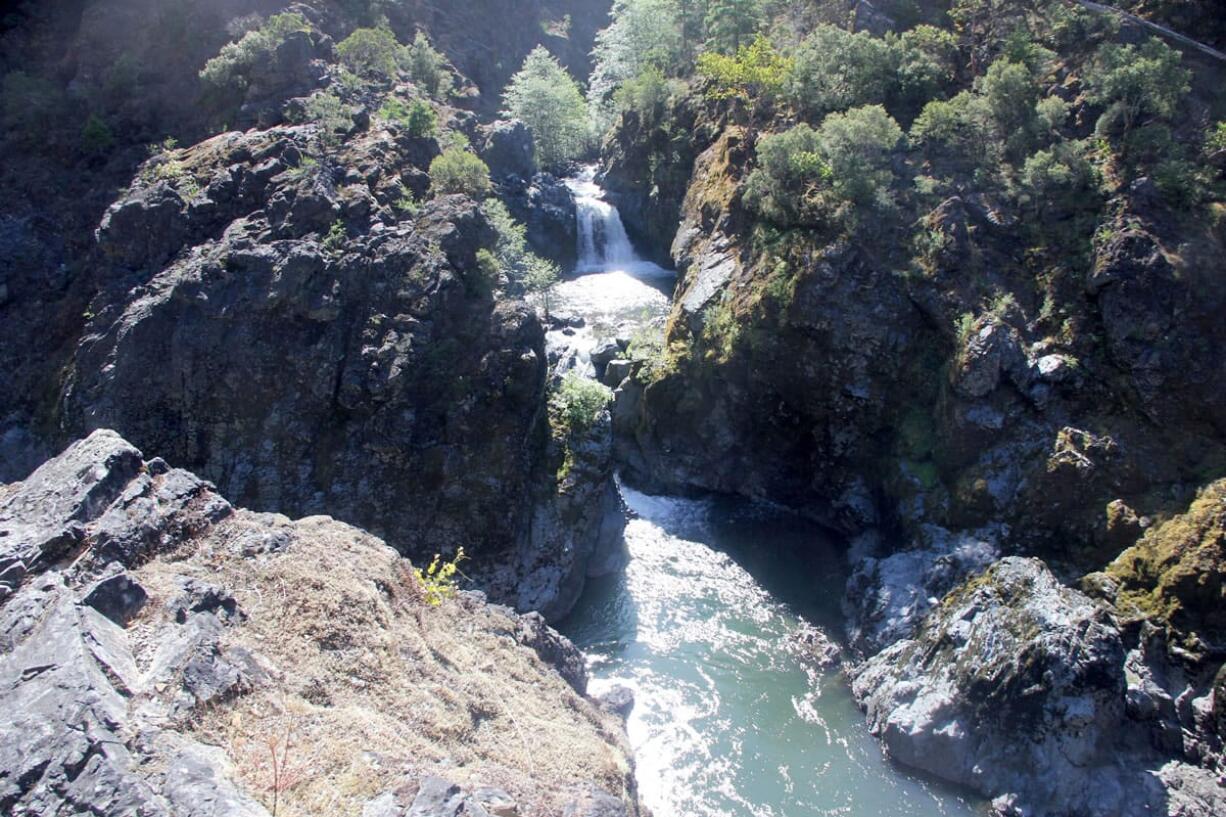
566;167;667;275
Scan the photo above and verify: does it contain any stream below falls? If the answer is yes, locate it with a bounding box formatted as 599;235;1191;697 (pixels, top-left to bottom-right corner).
551;168;986;817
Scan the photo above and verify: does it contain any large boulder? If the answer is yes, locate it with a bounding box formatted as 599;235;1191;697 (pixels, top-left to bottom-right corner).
851;556;1223;816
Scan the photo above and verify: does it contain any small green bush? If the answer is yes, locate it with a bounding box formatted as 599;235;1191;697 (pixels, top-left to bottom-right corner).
297;91;353;149
414;547;466;606
1207;122;1226;154
80;114;115;154
787;25;894;118
337;26;401;81
481;200;559;301
380;97;437;137
405;32;450;97
429;148;492;197
200;12;311;91
551;374;613;433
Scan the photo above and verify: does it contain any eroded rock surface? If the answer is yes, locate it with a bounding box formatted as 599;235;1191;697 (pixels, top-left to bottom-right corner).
0;430;639;817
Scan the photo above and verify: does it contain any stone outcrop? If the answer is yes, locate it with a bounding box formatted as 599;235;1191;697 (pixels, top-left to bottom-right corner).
0;430;639;817
851;556;1224;817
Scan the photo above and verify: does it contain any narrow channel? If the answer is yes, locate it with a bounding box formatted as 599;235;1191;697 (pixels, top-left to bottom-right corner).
551;168;986;817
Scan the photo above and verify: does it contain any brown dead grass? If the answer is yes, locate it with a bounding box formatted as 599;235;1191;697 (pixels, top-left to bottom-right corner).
135;512;632;817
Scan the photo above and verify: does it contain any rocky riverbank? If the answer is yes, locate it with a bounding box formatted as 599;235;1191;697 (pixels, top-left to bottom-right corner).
0;429;640;817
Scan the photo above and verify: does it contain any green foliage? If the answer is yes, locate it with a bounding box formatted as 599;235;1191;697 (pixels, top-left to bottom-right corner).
747;104;903;226
889;25;959;120
414;548;466;606
551;374;613;433
199;12;310;91
297;92;353;149
405;32;450;97
336;26;401;81
817;105;905;208
1207;122;1226;154
612;65;681;123
481;200;560;300
80;114;115;154
323;220;347;254
696;34;791;106
502;46;590;168
589;0;685;130
1085;38;1190;135
1019;140;1100;216
701;297;740;361
704;0;763;54
429;148;492;197
2;71;65;141
787;25;894;118
379;97;437;137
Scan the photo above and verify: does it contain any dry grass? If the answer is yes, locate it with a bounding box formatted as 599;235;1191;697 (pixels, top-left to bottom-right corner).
134;512;633;817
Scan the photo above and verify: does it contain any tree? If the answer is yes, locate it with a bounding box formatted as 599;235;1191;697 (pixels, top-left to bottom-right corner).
336;26;401;81
704;0;762;54
787;25;894;118
745;104;903;225
589;0;684;131
429;149;492;197
502;46;590;169
405;32;450;97
696;34;791;128
1084;38;1190;136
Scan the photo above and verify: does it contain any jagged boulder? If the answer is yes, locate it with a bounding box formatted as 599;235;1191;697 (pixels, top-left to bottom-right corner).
851;556;1223;816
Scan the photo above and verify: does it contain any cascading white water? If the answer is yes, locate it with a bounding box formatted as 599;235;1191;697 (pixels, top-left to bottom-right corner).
566;166;667;275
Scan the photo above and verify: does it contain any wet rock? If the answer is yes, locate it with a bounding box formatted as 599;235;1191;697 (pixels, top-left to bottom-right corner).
502;173;577;269
590;339;621;377
596;685;635;718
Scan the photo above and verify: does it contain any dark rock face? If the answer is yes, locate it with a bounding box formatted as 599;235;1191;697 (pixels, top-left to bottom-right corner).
0;430;266;817
1;431;641;817
851;557;1225;817
502;172;579;270
45;121;607;618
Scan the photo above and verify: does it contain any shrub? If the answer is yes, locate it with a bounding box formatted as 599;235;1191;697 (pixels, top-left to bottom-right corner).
380;97;436;137
747;105;903;225
80;114;115;154
612;65;680;122
429;148;492;197
889;24;958;120
551;374;613;433
405;32;450;97
2;70;65;141
1207;122;1226;154
502;46;590;168
296;91;353;149
1084;38;1190;135
1019;140;1100;215
697;34;790;106
200;12;310;91
323;220;347;254
787;25;895;118
482;200;559;301
337;26;401;81
814;104;904;208
414;548;466;606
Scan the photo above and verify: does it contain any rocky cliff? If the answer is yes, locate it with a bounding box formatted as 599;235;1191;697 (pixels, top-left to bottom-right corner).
0;429;639;817
601;0;1226;812
0;0;619;620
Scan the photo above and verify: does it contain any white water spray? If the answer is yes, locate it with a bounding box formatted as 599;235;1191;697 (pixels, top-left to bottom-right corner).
566;166;669;276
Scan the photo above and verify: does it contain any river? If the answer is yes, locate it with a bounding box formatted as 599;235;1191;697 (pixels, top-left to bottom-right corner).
550;168;985;817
